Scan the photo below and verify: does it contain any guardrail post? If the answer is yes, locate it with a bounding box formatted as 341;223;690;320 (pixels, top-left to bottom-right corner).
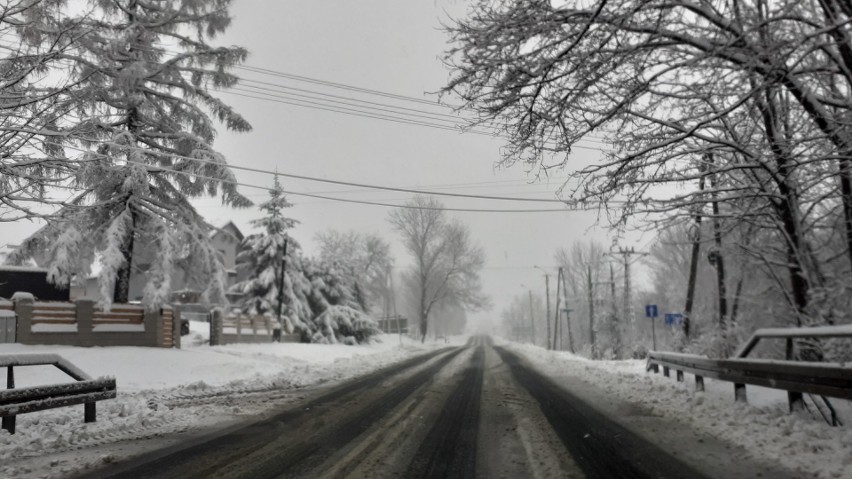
676;370;684;382
734;383;747;403
2;365;15;434
695;375;705;392
788;391;804;412
663;366;670;377
84;402;96;423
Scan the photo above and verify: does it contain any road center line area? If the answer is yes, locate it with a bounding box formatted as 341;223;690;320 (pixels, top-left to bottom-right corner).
75;336;774;479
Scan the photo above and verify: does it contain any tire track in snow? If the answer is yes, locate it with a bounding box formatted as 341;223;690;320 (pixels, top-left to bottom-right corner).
494;346;711;479
80;345;461;479
405;338;484;478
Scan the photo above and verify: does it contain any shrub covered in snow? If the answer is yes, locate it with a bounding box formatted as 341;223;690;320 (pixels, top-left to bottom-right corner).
310;305;381;345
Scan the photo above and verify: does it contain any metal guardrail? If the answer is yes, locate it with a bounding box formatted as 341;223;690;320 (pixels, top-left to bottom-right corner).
0;354;116;434
647;325;852;426
647;352;852;399
734;324;852;358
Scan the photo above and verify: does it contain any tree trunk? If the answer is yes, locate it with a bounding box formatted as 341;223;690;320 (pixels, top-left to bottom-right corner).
113;210;136;304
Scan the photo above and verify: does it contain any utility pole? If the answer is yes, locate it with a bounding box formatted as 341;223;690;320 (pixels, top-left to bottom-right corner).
553;267;562;350
535;266;551;350
545;273;551;349
561;267;574;353
609;263;621;359
606;246;647;354
684;166;706;341
607;247;648;327
527;289;535;345
707;153;728;333
587;264;596;359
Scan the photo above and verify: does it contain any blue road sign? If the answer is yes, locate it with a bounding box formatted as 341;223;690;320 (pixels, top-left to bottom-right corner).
645;304;658;318
665;313;683;326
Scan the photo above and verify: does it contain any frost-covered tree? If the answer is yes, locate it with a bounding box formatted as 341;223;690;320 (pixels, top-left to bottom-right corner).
11;0;251;307
389;196;489;342
230;176;310;335
312;305;381;345
445;0;852;343
302;258;380;344
0;0;79;222
314;229;394;315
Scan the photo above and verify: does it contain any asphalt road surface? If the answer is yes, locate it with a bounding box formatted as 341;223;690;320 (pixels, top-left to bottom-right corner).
77;337;787;479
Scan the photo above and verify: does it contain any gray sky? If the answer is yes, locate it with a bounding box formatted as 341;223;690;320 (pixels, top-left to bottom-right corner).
5;0;650;329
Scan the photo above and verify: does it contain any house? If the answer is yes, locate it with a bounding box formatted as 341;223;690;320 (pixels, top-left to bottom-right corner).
9;222;246;305
0;265;71;301
91;221;247;302
210;221;246;287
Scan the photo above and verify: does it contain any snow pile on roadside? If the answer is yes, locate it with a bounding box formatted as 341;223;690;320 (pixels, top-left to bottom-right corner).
0;334;447;476
508;342;852;479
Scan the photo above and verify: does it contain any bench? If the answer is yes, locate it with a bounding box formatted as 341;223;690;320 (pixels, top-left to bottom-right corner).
1;354;116;434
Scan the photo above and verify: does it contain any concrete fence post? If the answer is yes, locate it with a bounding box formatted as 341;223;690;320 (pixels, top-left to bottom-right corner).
172;308;181;349
210;308;223;346
144;307;162;347
75;298;95;346
12;292;34;344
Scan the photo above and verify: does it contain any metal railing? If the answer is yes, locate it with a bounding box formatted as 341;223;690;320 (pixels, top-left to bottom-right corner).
647;325;852;425
0;354;116;434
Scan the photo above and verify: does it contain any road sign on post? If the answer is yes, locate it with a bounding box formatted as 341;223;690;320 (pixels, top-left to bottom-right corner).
645;304;658;318
645;304;658;351
665;313;683;327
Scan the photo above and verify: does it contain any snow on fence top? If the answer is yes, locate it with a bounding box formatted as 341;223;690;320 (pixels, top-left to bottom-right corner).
0;353;92;380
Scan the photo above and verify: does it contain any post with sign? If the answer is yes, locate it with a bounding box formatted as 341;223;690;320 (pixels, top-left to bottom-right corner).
645;304;658;351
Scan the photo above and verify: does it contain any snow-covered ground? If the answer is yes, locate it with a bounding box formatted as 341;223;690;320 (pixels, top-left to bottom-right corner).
506;340;852;479
0;328;453;478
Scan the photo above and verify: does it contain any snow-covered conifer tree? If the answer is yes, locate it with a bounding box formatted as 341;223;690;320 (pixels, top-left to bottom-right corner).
302;258;381;344
11;0;251;307
231;176;312;336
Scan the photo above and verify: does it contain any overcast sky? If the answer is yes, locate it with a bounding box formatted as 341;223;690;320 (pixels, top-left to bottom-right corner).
5;0;651;330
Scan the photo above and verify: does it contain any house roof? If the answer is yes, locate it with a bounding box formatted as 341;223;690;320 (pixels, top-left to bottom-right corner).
210;221;244;243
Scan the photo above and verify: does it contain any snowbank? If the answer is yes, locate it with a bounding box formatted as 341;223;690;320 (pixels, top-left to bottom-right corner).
508;342;852;479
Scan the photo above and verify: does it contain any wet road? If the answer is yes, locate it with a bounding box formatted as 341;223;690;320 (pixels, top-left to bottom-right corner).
78;337;733;478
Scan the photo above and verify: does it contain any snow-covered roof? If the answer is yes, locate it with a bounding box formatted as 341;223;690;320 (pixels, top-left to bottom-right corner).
209;221;244;243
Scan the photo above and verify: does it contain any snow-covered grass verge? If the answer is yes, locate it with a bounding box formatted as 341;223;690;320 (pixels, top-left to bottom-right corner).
507;341;852;479
0;333;455;478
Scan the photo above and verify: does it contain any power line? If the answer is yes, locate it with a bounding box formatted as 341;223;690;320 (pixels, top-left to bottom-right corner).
95;140;570;203
119;157;572;213
66;136;570;203
222;89;607;153
0;38;612;152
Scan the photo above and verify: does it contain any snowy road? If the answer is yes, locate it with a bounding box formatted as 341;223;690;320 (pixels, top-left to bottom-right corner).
75;337;794;479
